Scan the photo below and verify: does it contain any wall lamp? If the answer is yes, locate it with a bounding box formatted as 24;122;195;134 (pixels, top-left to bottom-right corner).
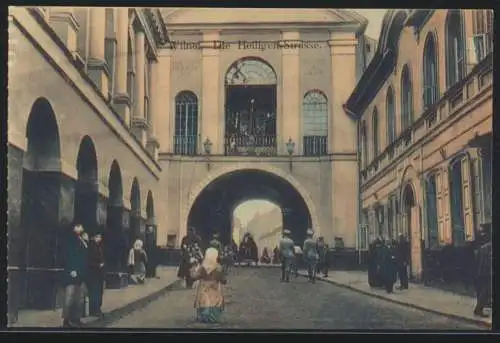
286;137;295;172
203;137;212;171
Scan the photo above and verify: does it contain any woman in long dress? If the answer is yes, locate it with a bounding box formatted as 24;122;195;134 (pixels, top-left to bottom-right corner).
191;247;226;323
128;239;148;284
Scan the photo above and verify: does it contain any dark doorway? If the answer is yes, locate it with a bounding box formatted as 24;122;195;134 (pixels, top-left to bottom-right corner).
19;98;62;310
402;183;416;276
187;170;312;248
129;178;141;248
145;191;156;277
106;160;124;273
224;57;277;156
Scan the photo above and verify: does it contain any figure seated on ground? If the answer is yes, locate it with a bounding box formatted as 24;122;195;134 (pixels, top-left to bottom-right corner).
260;248;271;264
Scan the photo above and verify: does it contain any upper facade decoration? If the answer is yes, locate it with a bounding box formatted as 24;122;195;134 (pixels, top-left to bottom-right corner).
225;58;277;86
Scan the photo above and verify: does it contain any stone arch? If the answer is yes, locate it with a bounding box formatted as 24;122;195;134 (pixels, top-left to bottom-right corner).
225;56;278;86
23;97;61;171
399;164;421;208
146;190;155;224
106;160;125;273
108;160;123;207
129;177;142;245
20;97;62;309
180;162;319;240
145;190;157;273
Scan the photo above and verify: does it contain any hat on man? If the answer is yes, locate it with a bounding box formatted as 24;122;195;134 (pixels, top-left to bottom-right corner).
283;229;291;235
306;228;314;236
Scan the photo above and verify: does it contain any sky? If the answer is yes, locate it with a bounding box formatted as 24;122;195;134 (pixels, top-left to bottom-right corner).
350;9;387;39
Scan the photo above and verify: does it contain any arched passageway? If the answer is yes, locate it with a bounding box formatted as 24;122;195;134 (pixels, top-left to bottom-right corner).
129;178;142;248
106;160;125;276
145;191;157;277
74;136;99;236
224;57;278;156
401;182;420;277
187;169;312;249
19;98;62;310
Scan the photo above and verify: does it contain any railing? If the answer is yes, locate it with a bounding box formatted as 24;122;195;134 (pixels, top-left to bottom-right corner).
361;54;492;184
174;135;198;155
303;136;328;156
224;134;277;156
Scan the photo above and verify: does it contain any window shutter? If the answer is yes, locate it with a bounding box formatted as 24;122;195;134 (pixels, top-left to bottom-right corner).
442;168;451;243
467;36;478;65
472;156;483;236
461;155;474;240
435;171;445;244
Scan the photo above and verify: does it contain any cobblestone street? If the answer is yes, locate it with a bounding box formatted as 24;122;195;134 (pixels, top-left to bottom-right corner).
108;268;484;330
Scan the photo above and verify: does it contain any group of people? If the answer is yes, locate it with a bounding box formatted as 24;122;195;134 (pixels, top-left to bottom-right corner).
278;228;329;283
62;223;151;328
367;234;410;294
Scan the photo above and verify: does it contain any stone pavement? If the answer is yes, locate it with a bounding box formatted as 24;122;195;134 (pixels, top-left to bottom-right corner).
298;269;492;328
10;266;180;328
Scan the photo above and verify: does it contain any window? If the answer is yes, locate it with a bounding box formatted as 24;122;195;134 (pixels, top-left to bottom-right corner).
445;10;466;88
105;8;116;102
449;158;466;246
471;10;493;61
174;91;198;155
127;36;135;115
372;108;379;160
426;174;439;249
423;33;439;108
400;65;413;131
144;50;151;125
386;87;396;145
166;235;177;248
360;121;368;169
480;148;492;223
302;90;328;156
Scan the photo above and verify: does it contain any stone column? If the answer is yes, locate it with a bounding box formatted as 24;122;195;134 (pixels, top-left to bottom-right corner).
156;48;173;154
49;7;79;55
281;31;301;155
201;31;222;154
329;31;359;249
87;7;109;97
146;58;160;160
131;30;148;146
113;7;130;126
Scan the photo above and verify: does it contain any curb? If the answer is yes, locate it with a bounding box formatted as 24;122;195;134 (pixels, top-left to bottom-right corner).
298;273;491;329
82;278;183;328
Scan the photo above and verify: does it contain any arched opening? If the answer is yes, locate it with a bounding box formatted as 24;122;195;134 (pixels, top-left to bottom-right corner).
445;10;466;88
74;136;99;236
372;108;379;160
105;160;125;277
422;33;440;109
386;87;396;144
400;65;413;131
20;98;62;309
187;170;312;249
360;121;368;169
302;90;328;156
224;57;278;156
425;173;439;249
129;178;142;248
145;191;157;277
233;200;283;256
401;182;417;276
174;91;198;155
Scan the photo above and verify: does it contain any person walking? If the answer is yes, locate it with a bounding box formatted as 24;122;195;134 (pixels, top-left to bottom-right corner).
209;232;224;253
62;224;88;328
316;236;329;277
303;229;319;283
396;234;410;290
474;223;492;317
191;247;227;323
178;227;202;288
379;240;398;293
128;239;148;284
87;233;105;317
278;229;295;282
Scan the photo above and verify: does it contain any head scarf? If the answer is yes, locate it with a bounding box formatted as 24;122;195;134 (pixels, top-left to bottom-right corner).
306;228;314;237
134;239;143;250
202;247;219;274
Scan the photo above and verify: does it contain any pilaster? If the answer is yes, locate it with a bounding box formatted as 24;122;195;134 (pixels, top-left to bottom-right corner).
280;31;301;155
49;8;79;55
132;29;148;146
113;7;130;126
87;8;109;97
156;48;173;154
201;31;222;154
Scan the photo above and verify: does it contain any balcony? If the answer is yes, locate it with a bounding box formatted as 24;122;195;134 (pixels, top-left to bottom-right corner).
224;134;277;156
303;136;328;156
361;54;493;184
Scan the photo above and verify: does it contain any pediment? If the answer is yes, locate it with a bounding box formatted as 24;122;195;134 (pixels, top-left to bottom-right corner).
160;8;365;26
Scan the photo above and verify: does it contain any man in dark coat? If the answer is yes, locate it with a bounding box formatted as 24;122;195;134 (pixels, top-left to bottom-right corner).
474;223;492;317
368;237;382;287
396;234;410;290
379;240;398;293
87;233;105;317
316;236;329;277
178;227;202;287
62;224;88;328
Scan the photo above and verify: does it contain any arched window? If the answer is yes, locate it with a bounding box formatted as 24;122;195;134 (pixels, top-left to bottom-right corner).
400;65;413;131
386;87;396;145
361;121;368;169
302;90;328;156
127;35;135;124
174;91;198;155
372;108;379;160
422;33;439;108
104;8;116;101
445;10;466;88
425;173;439;249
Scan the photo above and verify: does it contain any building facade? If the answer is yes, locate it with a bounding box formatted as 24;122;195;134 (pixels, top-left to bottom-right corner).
8;7;373;317
345;9;493;280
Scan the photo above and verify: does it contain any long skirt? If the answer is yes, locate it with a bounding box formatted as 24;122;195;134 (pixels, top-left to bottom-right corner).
196;307;223;323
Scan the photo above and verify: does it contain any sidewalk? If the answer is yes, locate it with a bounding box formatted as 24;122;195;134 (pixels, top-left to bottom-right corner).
298;269;492;328
10;266;180;328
